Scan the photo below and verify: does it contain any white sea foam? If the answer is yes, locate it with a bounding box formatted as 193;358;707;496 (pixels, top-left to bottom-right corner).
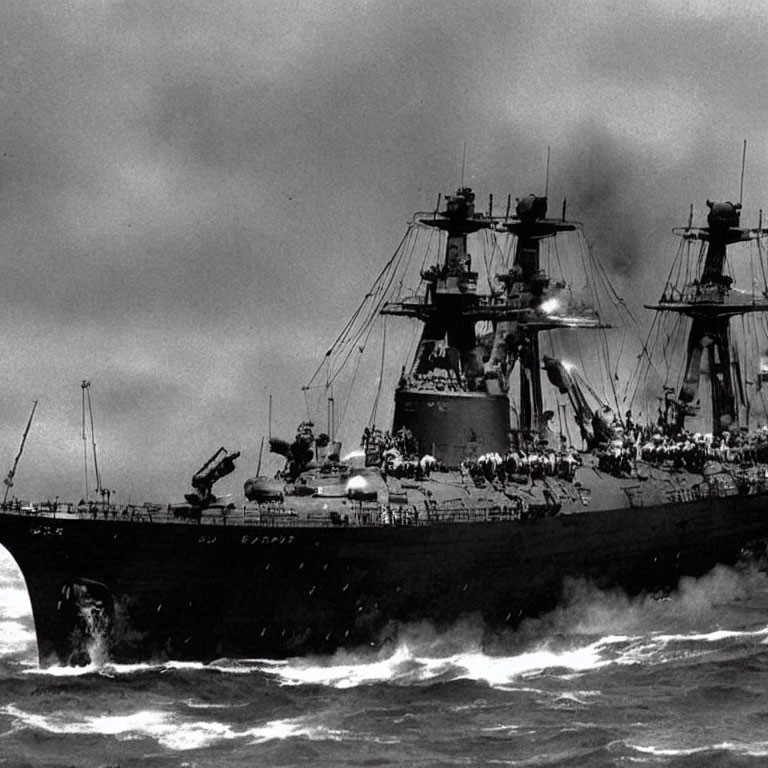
183;699;243;710
17;620;768;685
0;587;32;621
257;636;624;689
251;621;768;689
0;620;35;654
23;661;164;677
655;626;768;644
630;741;768;758
0;704;347;751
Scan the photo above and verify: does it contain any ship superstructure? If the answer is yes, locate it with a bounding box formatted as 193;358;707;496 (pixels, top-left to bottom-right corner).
380;187;608;464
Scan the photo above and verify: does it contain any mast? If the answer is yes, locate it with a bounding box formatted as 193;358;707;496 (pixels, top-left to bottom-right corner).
645;200;768;434
381;187;608;462
499;195;606;439
382;187;504;464
81;380;103;501
3;400;38;506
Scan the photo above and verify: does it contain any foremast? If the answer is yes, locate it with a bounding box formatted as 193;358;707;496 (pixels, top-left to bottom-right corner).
382;188;607;465
645;200;768;434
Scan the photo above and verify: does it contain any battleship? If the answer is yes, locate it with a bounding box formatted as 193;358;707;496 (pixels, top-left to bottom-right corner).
2;183;768;666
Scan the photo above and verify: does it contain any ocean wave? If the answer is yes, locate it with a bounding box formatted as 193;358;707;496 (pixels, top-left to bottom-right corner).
23;658;284;678
254;635;628;689
0;703;348;751
18;619;768;688
628;740;768;758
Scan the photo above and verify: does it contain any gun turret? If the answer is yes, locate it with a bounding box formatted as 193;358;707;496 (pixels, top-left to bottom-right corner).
185;447;241;509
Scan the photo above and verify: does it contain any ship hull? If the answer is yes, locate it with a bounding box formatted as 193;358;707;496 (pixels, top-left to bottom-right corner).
1;492;768;665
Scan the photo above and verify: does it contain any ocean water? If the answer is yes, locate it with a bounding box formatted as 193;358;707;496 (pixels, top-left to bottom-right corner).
2;548;768;767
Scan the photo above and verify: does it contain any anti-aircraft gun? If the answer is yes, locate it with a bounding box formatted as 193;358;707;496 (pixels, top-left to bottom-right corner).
184;447;241;510
542;355;613;449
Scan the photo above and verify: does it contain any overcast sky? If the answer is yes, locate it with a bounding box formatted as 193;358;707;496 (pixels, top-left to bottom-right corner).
1;0;767;502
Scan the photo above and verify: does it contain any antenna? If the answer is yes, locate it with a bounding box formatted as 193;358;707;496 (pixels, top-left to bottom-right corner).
327;393;335;441
3;400;37;506
545;146;551;198
81;381;89;501
256;435;264;476
739;139;747;205
81;381;102;501
460;141;467;186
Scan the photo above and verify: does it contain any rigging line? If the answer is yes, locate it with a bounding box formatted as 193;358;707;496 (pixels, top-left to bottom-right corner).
687;240;697;289
368;318;388;428
587;244;640;328
646;313;669;380
326;297;383;388
624;307;664;402
306;225;413;387
82;383;89;501
336;334;367;429
396;219;424;297
85;383;101;495
481;229;501;293
501;232;515;272
347;242;411;353
667;242;678;294
670;238;686;294
578;240;622;414
574;332;589;389
739;138;747;207
326;236;408;385
482;234;495;294
756;235;768;290
418;224;441;275
672;316;690;396
614;329;627;382
627;312;664;409
331;272;391;362
325;227;413;385
575;369;609;409
653;314;680;386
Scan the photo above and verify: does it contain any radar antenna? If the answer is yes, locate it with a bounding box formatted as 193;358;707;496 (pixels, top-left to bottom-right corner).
739;139;747;206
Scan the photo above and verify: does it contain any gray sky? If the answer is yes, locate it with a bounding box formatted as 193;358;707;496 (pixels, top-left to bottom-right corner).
1;0;767;502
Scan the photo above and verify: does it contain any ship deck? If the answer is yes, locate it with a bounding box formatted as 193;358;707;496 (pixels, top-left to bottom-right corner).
0;499;537;528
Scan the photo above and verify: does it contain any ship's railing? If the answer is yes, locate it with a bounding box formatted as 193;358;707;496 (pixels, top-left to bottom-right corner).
0;498;558;527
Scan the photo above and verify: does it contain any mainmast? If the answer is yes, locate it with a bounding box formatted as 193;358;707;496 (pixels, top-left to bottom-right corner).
383;187;504;464
645;200;768;434
500;195;580;436
382;188;607;463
